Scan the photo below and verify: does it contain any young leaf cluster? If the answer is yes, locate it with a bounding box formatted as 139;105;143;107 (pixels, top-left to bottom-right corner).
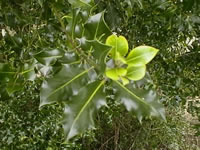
105;34;159;85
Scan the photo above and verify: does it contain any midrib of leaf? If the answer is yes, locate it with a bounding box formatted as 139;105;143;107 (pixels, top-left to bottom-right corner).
68;60;81;65
7;75;19;94
101;47;110;64
0;72;16;74
47;66;94;98
37;55;63;58
21;68;34;74
114;35;118;59
127;66;145;75
94;14;101;39
126;52;155;63
72;9;79;39
0;69;34;75
114;81;149;107
67;80;105;139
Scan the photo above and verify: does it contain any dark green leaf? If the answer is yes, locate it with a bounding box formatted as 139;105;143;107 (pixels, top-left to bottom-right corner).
22;60;36;81
0;63;16;82
79;38;111;72
40;64;95;106
59;51;79;64
6;76;24;95
68;0;94;8
36;61;63;77
84;12;111;41
62;80;106;140
112;80;165;122
66;9;83;39
34;48;64;66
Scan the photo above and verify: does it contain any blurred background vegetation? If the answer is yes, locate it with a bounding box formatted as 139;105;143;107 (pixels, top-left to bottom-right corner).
0;0;199;149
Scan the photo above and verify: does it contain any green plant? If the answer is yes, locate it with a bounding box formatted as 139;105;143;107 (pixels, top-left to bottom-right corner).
0;0;165;141
80;106;199;150
97;0;200;137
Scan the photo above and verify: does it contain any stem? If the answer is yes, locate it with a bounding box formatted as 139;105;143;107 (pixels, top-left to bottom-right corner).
51;6;97;68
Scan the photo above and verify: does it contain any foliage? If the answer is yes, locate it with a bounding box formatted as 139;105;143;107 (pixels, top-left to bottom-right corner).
0;0;166;141
97;0;200;134
80;106;199;150
0;0;199;149
1;85;198;149
0;81;67;150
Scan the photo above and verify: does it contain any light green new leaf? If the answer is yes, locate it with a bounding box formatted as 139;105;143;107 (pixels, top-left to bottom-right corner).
62;80;106;140
120;77;129;85
106;34;128;59
84;12;111;42
106;68;127;80
40;64;95;107
112;81;165;122
126;46;159;66
126;65;146;81
34;48;64;66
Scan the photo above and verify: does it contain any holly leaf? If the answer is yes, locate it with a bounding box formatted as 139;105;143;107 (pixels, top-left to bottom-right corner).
126;65;146;81
62;80;106;140
40;64;95;106
126;46;159;67
6;76;24;95
0;61;37;94
84;12;111;41
34;48;64;66
68;0;94;8
112;80;165;122
79;38;111;73
0;63;16;82
22;60;36;81
65;9;83;40
106;34;128;59
59;51;79;64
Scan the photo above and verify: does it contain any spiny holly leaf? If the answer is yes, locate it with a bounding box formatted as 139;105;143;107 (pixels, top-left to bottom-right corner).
59;51;79;64
0;63;16;82
68;0;94;8
34;48;64;66
22;60;36;81
106;34;128;59
84;12;112;42
0;62;36;94
126;65;146;81
40;64;96;107
79;38;111;73
62;80;106;140
126;46;159;67
6;76;24;95
112;80;165;122
66;9;83;40
36;61;63;77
